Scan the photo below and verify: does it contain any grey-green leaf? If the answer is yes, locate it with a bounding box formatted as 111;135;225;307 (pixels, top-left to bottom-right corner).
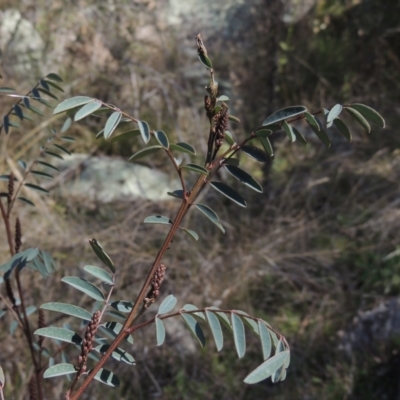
54;96;93;114
263;106;307;127
43;363;77;378
155;317;166;346
129;145;163;162
333;118;352;142
89;239;115;273
258;321;272;360
110;300;134;313
292;127;307;144
170;142;196;155
258;136;274;157
0;364;4;387
181;228;199;241
104;112;122;139
144;215;172;225
24;183;49;194
206;310;223;351
74;101;102;121
31;170;53;179
61;277;105;301
17;197;35;206
210;181;247;208
138;120;150;144
243;350;289;384
282;121;296;143
304;112;319;131
225;131;234;145
94;345;135;365
99;322;133;344
195;204;225;233
224;165;263;193
84;265;114;285
155;130;169;148
93;369;120;387
34;327;82;345
345;106;371;133
306;117;331;148
327;104;342;127
181;313;205;347
110;129;140;142
40;302;92;321
37;161;59;172
182;304;206;320
241;145;268;162
167;189;184;199
350;103;385;128
158;294;177;315
180;163;208;175
232;313;246;358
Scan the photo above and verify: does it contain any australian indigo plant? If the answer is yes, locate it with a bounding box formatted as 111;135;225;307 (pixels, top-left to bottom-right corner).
0;34;385;399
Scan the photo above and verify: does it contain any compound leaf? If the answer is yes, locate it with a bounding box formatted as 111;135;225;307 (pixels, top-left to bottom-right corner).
93;369;120;387
232;313;246;358
244;350;290;384
40;302;92;321
104;112;122;139
84;265;113;285
327;104;342;127
129;145;162;162
333;118;352;142
180;163;208;175
43;363;76;378
282;121;296;143
224;165;263;193
144;215;172;225
155;130;169;148
210;181;247;208
206;309;223;351
74;101;102;121
350;103;385;128
258;321;272;360
34;327;82;345
89;239;115;273
345;106;371;133
94;345;135;365
54;96;93;114
263;106;307;127
158;294;177;315
61;277;105;301
181;313;205;347
241;145;268;162
170;142;196;155
155;317;166;346
110;301;134;313
138;120;150;144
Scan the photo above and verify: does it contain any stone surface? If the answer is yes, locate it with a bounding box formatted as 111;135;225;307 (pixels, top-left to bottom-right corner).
54;154;180;203
0;9;45;78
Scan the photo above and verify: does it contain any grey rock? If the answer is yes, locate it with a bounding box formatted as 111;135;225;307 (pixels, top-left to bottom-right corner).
0;9;45;78
53;154;180;203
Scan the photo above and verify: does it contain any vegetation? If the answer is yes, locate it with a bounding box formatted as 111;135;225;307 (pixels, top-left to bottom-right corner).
0;1;398;399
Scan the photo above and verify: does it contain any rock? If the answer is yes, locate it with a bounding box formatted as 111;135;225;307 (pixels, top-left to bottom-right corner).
53;154;180;203
0;9;45;79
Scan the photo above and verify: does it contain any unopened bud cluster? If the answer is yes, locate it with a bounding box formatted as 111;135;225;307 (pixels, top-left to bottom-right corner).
38;309;45;348
15;217;22;253
146;263;166;306
214;104;229;151
77;310;100;375
7;173;14;207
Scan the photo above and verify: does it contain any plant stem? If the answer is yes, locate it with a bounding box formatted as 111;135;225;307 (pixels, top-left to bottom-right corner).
69;174;208;399
0;200;14;255
15;269;43;400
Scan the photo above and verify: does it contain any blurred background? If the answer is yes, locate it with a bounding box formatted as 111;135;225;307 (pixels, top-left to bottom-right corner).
1;0;400;399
